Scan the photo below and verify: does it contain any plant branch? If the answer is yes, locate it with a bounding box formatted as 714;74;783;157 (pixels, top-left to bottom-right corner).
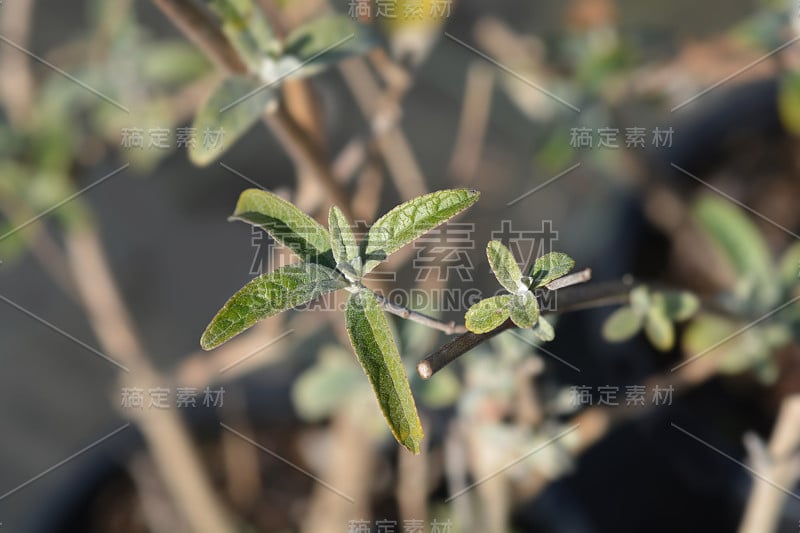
150;0;354;220
417;275;641;380
373;290;468;335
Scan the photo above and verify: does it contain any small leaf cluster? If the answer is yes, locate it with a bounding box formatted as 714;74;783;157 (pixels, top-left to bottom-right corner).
464;241;575;339
191;1;378;165
201;188;480;453
602;286;699;352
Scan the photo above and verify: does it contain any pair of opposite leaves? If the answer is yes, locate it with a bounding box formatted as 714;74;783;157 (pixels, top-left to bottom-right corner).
201;188;480;453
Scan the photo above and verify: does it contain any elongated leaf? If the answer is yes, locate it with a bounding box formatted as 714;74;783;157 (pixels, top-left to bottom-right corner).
231;189;335;266
509;291;539;328
693;196;775;305
189;77;276;166
201;263;346;350
465;295;511;334
487;241;524;293
602;307;643;342
346;290;424;454
329;205;360;275
529;252;575;288
208;0;279;66
283;15;379;77
363;189;480;273
644;306;675;352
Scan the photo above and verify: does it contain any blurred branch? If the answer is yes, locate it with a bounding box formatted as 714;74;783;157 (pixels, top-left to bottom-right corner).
448;62;495;184
0;0;35;127
64;226;237;533
739;395;800;533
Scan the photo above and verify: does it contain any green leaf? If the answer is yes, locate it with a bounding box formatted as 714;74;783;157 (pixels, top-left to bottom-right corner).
208;0;279;67
509;291;539;328
329;205;360;273
282;15;379;77
657;291;700;322
231;189;335;266
465;295;511;334
362;189;480;274
529;252;576;288
630;286;651;315
201;262;346;350
346;289;424;454
189;76;276;166
644;306;675;352
602;307;643;342
487;241;524;293
532;315;556;342
693;195;775;305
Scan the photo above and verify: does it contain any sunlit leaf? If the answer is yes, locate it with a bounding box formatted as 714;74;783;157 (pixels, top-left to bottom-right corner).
201;263;346;349
465;295;511;334
487;241;524;293
602;307;643;342
346;289;424;454
231;188;335;266
189;76;276;166
529;252;575;288
509;291;539;328
283;15;379;77
363;189;480;274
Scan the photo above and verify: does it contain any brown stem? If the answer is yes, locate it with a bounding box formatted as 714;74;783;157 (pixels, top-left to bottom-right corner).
373;290;468;335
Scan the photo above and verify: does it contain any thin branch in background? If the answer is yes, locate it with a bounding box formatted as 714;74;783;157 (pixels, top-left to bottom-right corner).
448;61;495;184
0;0;35;127
65;227;238;533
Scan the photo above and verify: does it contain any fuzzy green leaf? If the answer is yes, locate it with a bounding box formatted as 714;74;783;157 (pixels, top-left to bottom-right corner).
532;316;556;342
529;252;576;288
189;77;276;166
487;241;524;293
208;0;279;67
329;205;360;272
509;291;539;328
602;307;643;342
693;196;775;305
363;189;480;274
644;306;675;352
346;289;424;454
201;263;345;350
231;189;335;266
283;15;378;77
465;295;512;334
657;291;700;322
